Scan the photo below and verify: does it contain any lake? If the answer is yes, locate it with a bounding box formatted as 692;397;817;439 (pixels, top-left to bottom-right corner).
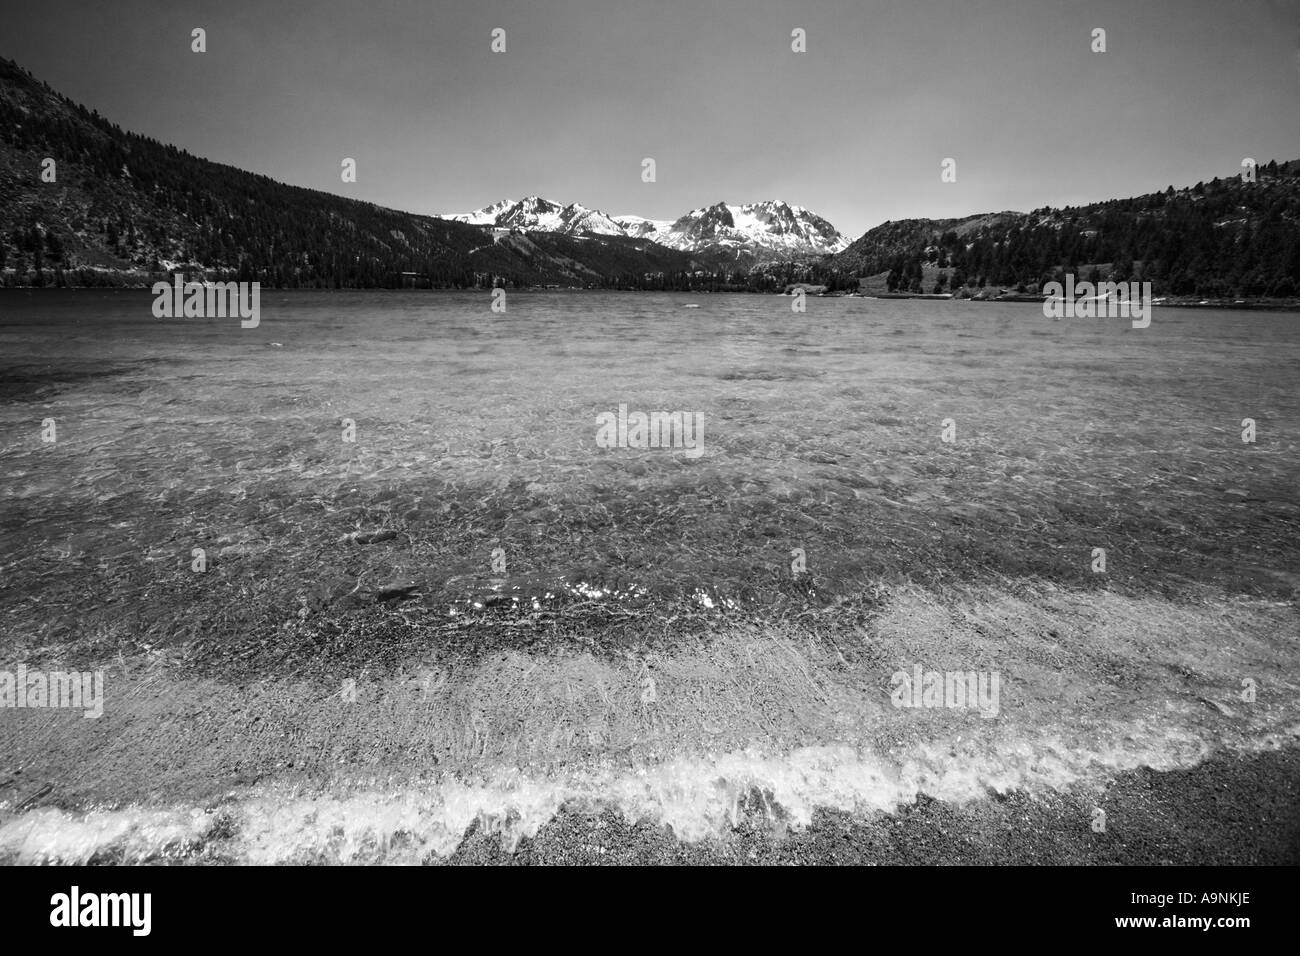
1;289;1298;863
3;289;1296;637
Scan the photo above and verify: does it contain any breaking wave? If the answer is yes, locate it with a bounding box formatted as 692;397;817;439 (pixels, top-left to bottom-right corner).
5;719;1295;864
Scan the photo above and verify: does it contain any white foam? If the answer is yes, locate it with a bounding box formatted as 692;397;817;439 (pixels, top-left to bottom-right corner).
0;806;215;864
3;718;1277;864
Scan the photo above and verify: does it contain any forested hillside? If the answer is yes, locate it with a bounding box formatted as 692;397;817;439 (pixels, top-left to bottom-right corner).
829;166;1300;299
0;57;742;289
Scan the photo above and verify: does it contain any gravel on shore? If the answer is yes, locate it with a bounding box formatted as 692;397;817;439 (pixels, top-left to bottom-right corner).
446;745;1300;865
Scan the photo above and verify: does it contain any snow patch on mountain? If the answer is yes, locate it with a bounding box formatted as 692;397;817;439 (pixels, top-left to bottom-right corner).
445;197;625;236
442;198;847;256
611;215;675;240
661;201;850;255
445;198;519;226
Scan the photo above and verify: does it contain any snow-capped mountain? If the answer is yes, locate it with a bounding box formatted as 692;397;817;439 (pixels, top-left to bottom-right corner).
449;198;520;226
444;197;625;236
442;198;846;256
658;201;850;255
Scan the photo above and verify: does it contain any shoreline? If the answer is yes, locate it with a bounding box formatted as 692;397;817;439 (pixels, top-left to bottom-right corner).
448;745;1300;866
4;731;1297;865
3;285;1299;312
3;581;1298;864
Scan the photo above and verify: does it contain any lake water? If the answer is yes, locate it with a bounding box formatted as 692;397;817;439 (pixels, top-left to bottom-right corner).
2;289;1299;862
2;289;1298;641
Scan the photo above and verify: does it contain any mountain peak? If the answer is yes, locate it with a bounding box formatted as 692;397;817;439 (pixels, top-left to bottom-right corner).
440;196;847;256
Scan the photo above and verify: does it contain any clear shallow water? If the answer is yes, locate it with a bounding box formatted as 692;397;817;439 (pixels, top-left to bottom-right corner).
2;289;1299;861
2;289;1297;618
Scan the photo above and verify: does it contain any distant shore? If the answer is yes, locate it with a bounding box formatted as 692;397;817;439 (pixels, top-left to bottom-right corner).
2;283;1299;311
857;290;1300;311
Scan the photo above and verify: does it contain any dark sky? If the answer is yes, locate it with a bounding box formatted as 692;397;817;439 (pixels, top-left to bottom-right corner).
5;0;1299;236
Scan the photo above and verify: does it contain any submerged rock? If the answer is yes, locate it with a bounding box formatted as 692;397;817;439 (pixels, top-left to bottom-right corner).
342;529;399;545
